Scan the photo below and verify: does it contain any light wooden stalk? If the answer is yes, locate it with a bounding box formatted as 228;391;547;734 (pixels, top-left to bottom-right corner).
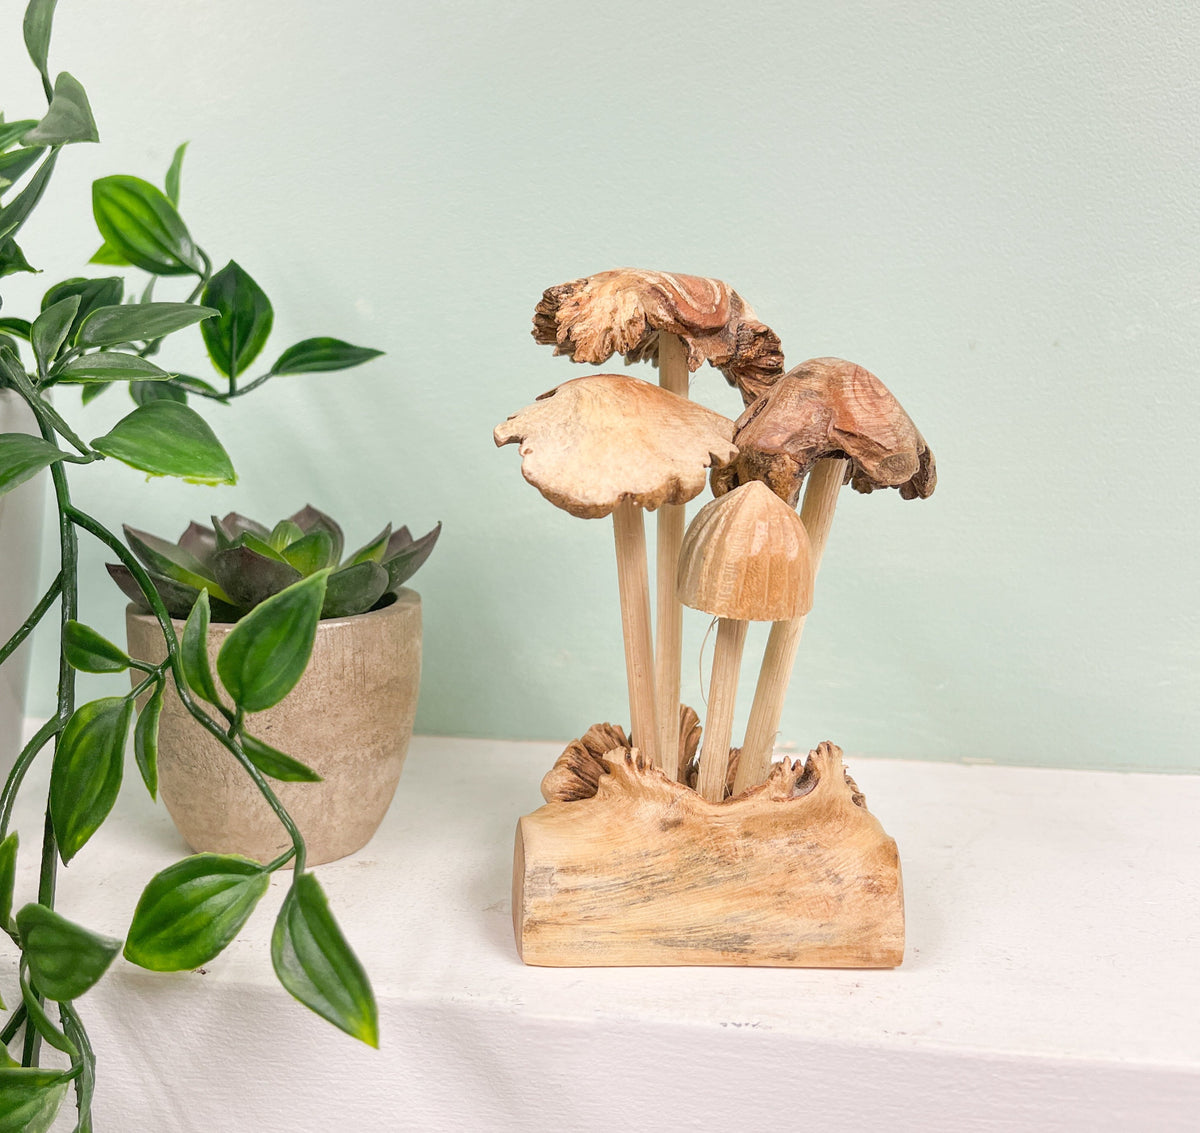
612;499;659;770
733;457;849;795
695;617;748;802
654;332;690;778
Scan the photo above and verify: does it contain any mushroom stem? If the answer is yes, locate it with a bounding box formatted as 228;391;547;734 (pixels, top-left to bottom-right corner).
654;332;690;779
696;617;748;802
612;498;660;770
733;457;849;795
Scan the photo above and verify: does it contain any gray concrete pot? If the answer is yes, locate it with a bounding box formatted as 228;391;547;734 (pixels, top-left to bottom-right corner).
127;589;421;866
0;390;47;773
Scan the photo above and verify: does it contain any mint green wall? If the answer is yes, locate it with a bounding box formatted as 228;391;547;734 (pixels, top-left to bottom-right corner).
7;0;1198;771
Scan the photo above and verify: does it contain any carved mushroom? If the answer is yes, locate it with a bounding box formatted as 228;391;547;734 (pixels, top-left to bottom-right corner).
494;373;737;773
532;268;784;405
533;267;785;778
677;481;813;802
711;358;937;795
711;356;936;505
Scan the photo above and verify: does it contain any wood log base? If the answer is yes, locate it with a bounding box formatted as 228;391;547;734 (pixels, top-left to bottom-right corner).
514;724;904;968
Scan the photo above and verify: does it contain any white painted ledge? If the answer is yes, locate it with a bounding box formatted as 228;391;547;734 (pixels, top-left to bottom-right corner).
5;728;1198;1131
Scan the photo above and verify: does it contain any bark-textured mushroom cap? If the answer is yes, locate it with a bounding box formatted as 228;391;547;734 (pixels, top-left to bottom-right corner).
677;481;814;621
494;374;738;519
532;268;785;406
711;357;936;506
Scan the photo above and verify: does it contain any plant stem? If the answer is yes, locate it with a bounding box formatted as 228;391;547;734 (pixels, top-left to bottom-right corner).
22;421;79;1068
0;571;61;668
66;505;308;874
0;715;62;839
0;1003;27;1046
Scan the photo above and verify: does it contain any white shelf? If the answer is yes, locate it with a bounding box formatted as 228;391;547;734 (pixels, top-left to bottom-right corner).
6;729;1198;1131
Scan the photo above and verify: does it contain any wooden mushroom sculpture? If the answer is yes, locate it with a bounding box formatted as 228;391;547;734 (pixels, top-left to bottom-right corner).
494;373;737;773
677;481;813;802
711;358;937;795
533;268;785;778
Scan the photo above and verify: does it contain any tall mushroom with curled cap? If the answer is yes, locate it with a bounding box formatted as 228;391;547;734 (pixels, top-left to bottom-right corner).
533;268;784;775
677;481;813;802
494;373;738;774
711;357;937;795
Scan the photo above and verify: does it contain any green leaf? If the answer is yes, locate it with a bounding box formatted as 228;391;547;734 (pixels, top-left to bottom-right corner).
30;294;80;375
217;570;329;712
268;519;303;552
0;148;57;244
88;239;129;267
23;73;98;146
165;141;187;206
0;1066;70;1133
107;561;238;622
19;963;76;1056
80;381;111;405
92;175;202;275
347;524;392;565
0;120;38;151
92;401;236;485
41;275;123;341
0;237;35;278
0;832;17;930
272;872;378;1046
200;261;274;379
22;0;58;87
182;591;221;706
49;697;133;864
382;521;441;591
76;301;216;348
63;620;130;673
16;903;121;1000
133;680;163;799
240;733;321;782
130;380;186;406
0;433;64;496
287;505;344;562
280;528;335;575
121;525;222;594
269;337;383;376
55;352;170;383
322;561;388;619
0;317;32;341
124;854;269;971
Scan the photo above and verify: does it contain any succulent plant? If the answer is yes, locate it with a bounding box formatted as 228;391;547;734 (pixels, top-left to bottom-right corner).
109;505;441;621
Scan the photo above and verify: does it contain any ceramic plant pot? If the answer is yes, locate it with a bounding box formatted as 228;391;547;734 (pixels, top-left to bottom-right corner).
0;390;47;772
127;589;421;866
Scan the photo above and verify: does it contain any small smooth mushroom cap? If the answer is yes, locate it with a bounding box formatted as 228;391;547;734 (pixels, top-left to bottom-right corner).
711;357;937;506
531;268;785;406
494;374;738;519
677;481;814;621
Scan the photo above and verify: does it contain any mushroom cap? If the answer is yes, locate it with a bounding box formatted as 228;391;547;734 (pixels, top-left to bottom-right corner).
531;268;785;406
677;481;814;621
711;357;937;506
494;374;739;519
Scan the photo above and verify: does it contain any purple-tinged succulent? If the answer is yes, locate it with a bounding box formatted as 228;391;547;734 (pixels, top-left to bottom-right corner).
109;505;440;621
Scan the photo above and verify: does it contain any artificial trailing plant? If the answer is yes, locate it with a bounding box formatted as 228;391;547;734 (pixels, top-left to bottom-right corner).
0;5;385;1128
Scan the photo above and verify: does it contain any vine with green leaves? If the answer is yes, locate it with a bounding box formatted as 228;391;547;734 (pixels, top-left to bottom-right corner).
1;3;384;1128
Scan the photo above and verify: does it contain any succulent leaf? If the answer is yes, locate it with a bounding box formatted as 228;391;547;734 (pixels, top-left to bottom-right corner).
287;505;344;563
321;561;389;619
281;529;335;575
212;544;302;611
346;524;392;566
382;521;441;593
